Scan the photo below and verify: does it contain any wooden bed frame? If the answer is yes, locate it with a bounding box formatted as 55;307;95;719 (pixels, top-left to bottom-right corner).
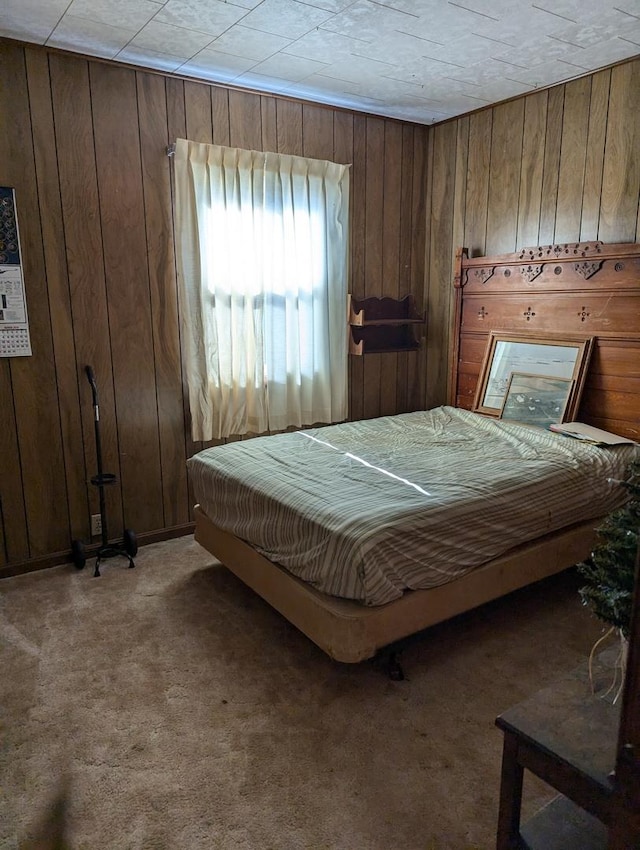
194;241;640;663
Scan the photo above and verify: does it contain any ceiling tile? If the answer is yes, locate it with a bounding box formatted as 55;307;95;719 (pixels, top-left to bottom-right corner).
299;0;354;11
250;53;329;82
556;36;640;67
154;0;249;37
178;48;255;79
211;25;292;61
531;0;617;26
231;69;302;91
130;20;214;57
295;72;363;97
66;0;159;30
0;0;70;43
220;0;263;8
116;45;185;71
47;15;135;57
240;0;333;39
282;29;368;63
320;0;422;42
320;54;398;85
552;18;640;48
351;29;442;64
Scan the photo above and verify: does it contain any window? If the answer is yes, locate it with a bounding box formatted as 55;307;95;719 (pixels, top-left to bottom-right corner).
174;139;350;441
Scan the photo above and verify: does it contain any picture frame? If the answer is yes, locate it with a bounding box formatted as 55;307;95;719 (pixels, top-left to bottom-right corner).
473;332;594;419
500;372;573;429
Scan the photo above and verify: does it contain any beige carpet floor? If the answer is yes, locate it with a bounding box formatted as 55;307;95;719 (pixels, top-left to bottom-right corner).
0;536;605;850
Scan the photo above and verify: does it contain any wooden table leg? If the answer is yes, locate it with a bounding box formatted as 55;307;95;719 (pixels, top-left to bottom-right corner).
496;731;524;850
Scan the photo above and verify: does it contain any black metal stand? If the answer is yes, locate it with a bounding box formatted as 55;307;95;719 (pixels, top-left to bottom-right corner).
71;366;137;576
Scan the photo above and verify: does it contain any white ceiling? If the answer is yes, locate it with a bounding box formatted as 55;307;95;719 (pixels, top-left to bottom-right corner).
2;0;640;125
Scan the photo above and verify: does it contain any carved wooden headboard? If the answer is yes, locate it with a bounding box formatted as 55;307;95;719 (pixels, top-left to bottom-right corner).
448;241;640;441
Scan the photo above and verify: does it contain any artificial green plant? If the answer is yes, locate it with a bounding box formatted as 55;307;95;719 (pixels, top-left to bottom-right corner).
577;456;640;638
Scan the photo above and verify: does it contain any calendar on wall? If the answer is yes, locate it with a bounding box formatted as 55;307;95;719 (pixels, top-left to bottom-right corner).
0;186;32;357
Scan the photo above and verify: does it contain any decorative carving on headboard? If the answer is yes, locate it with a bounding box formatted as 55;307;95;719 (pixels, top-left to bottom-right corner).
474;267;495;285
523;307;536;322
578;306;590;322
574;260;604;280
520;264;543;283
519;241;604;261
477;306;488;320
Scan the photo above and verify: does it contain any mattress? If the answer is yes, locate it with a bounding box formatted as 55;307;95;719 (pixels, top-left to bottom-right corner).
187;406;638;606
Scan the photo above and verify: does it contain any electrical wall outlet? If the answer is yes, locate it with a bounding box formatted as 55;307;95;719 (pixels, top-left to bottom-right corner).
91;513;102;537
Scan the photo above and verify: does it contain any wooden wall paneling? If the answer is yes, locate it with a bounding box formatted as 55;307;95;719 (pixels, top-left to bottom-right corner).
448;117;469;405
379;121;403;417
137;71;189;528
302;103;334;161
332;111;360;418
516;90;547;251
166;76;202;481
362;116;385;420
4;46;70;557
25;48;88;544
333;111;353;167
0;47;30;565
554;76;591;243
0;44;38;564
451;117;469;271
395;124;415;414
538;84;565;245
580;68;611;242
332;111;356;418
425;121;456;410
407;125;428;412
211;86;230;146
463;109;492;256
485;99;525;255
410;125;429;411
229;90;262;151
50;54;124;537
0;367;28;563
166;77;187;148
348;114;367;422
599;61;640;243
260;95;277;152
90;62;163;533
184;80;213;143
276;99;303;156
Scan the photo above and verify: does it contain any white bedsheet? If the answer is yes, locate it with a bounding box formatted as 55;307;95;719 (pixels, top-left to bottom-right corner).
188;406;638;606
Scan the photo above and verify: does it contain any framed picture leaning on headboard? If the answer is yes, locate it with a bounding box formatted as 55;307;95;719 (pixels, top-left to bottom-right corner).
473;332;594;420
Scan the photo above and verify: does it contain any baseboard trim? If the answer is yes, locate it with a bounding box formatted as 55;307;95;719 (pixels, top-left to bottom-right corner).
0;522;196;580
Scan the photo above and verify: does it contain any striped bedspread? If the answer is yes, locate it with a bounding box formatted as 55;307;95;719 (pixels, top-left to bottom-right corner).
187;406;637;606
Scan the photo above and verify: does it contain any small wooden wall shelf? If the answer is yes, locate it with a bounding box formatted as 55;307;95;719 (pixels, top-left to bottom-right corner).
348;294;425;355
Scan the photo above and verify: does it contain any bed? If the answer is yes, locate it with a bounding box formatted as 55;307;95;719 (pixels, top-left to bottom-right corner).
188;240;640;663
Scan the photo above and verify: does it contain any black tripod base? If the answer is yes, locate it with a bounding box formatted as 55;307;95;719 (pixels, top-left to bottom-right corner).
94;544;136;578
71;528;137;576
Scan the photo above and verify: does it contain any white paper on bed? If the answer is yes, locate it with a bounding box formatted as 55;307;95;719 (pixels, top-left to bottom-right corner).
549;422;637;445
188;406;638;606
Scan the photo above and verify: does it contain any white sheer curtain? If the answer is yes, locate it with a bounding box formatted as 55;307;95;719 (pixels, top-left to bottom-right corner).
174;138;350;441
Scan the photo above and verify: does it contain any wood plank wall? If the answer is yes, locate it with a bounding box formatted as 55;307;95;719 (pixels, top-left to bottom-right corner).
0;40;429;574
425;57;640;410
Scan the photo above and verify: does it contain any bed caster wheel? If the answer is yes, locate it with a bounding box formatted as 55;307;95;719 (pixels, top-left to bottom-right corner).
71;539;86;570
123;528;138;558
